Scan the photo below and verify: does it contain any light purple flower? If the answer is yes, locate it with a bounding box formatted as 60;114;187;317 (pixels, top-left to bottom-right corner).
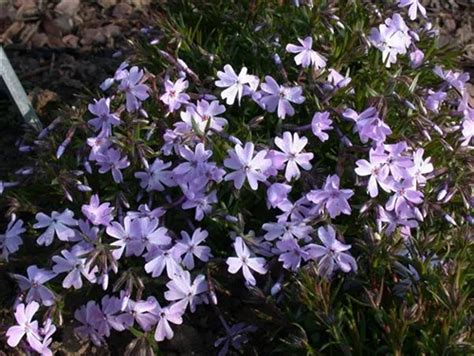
106;216;138;259
144;246;183;278
181;100;228;133
226;237;267;286
215;65;256;105
307;175;354;219
36;318;56;356
385;178;424;214
82;194;114;226
125;297;158;331
118;66;150;112
74;301;106;346
164;271;208;312
88;98;120;134
52;246;97;289
126;217;172;257
152;301;185;342
354;148;391;198
327;68;351;89
409;48;424;68
174;143;213;183
371;142;413;181
100;62;128;91
1;214;25;260
96;295;132;336
182;188;218;221
398;0;426;21
343;107;391;143
135;158;175;192
87;134;112;161
266;183;292;208
160;78;190;112
377;206;418;236
274;132;313;181
6;301;42;350
224;142;272;190
433;66;470;93
96;148;130;183
311;111;333;142
306;225;357;277
34;209;78;246
174;228;212;270
12;265;56;306
259;76;305;119
407;148;433;186
425;90;447;113
461;116;474;146
285;36;326;69
262;221;312;241
275;238;309;271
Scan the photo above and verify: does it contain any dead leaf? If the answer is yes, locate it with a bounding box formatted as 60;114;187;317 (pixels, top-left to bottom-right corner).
98;0;118;9
63;34;79;48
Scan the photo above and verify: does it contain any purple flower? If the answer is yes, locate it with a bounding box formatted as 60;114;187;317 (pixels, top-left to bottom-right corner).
164;271;208;312
1;215;25;260
174;143;213;183
369;14;411;67
34;209;78;246
96;148;130;183
88;98;120;134
425;90;447;113
126;217;172;257
215;65;257;105
182;188;218;221
135;158;175;192
152;301;185;342
74;301;106;346
274;132;313;181
307;175;354;219
285;36;326;69
377;206;418;236
433;66;470;93
118;66;150;112
259;76;305;119
181;100;228;133
160;78;190;112
106;216;137;259
224;142;272;190
125;296;158;331
6;302;43;351
12;265;56;306
343;107;391;144
409;48;424;68
144;246;183;278
306;225;357;277
327;68;351;89
226;237;267;286
87;134;112;161
262;221;312;241
82;194;114;226
371;142;413;181
461;116;474;146
127;204;166;220
354;148;390;198
36;318;56;356
398;0;426;21
266;183;292;208
275;238;309;271
174;228;212;270
97;295;132;336
52;246;97;289
311;111;333;142
407;148;433;186
386;178;424;214
100;62;128;91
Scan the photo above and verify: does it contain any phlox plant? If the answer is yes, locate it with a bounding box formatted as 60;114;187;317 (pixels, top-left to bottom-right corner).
0;0;472;354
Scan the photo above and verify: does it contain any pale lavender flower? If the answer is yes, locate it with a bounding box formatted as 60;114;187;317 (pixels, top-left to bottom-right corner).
259;76;305;119
173;143;213;183
461;117;474;146
425;90;447;113
274;132;313;181
181;100;228;133
126;217;171;257
160;78;190;112
226;237;267;286
385;178;424;214
36;318;56;356
34;209;78;246
306;225;357;277
12;265;56;306
311;111;333;142
100;62;128;91
182;189;218;221
224;142;272;190
144;246;183;278
266;183;292;208
74;301;106;346
118;66;150;112
95;148;130;183
343;107;391;143
327;68;351;89
127;204;166;220
377;206;418;236
88;98;120;134
262;221;312;241
106;216;138;259
369;13;411;67
307;175;354;218
152;301;185;342
125;296;158;331
164;271;208;312
174;228;212;270
87;135;112;161
6;301;42;350
398;0;426;20
354;148;390;198
82;194;114;226
275;238;309;271
52;246;97;289
407;148;433;186
135;158;175;192
215;65;256;105
371;142;413;181
1;215;25;260
97;295;132;336
433;66;470;93
409;48;424;68
285;36;326;69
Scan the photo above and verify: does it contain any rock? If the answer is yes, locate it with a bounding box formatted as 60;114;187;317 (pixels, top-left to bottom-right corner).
55;0;80;17
63;34;79;48
112;2;133;18
98;0;118;9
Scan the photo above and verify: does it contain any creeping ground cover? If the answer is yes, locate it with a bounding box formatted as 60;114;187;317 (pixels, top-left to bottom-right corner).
0;0;473;354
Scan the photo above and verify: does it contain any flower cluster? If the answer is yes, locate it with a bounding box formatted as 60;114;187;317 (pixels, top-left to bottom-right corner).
1;1;472;354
